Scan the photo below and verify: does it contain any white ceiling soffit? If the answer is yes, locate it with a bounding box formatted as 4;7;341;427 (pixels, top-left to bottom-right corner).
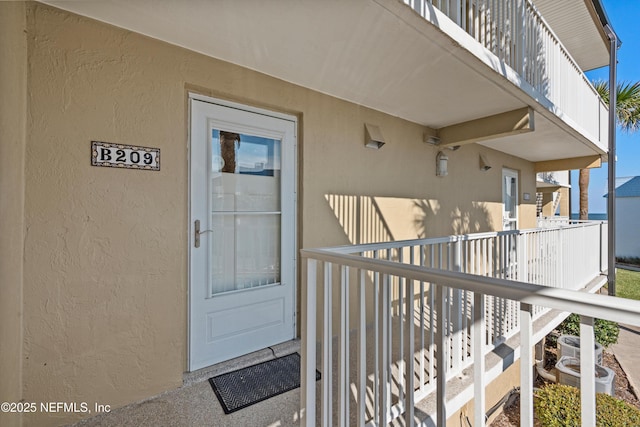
531;0;610;72
39;0;605;163
41;0;523;128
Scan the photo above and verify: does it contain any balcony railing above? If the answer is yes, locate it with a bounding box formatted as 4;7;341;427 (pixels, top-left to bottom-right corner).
537;216;605;228
537;171;570;187
405;0;609;148
300;222;629;427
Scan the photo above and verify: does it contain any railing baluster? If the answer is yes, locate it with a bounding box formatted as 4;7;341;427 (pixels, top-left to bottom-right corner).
580;316;596;427
473;291;486;427
322;262;333;427
520;303;533;427
386;273;393;415
437;282;448;426
405;278;416;426
378;273;390;425
429;279;436;389
420;246;426;393
462;289;469;363
357;268;367;427
399;250;405;405
339;265;349;427
302;259;317;427
452;240;463;375
373;250;380;423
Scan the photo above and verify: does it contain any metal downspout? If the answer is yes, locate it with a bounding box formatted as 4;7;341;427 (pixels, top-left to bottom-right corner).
604;24;618;296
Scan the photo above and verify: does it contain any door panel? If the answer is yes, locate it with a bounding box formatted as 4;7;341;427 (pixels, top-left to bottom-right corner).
502;168;518;231
190;99;296;370
501;168;519;279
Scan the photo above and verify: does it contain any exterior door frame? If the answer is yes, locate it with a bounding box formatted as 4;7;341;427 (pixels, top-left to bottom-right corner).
502;168;519;231
187;93;298;371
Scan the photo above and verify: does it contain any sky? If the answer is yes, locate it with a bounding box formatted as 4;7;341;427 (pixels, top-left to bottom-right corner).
570;0;640;214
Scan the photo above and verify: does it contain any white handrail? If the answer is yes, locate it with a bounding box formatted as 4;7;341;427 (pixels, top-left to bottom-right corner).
320;221;608;291
301;248;639;325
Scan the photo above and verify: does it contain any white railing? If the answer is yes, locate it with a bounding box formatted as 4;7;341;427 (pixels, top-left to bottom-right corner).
405;0;608;147
300;223;621;427
325;221;607;299
536;215;592;228
537;171;570;187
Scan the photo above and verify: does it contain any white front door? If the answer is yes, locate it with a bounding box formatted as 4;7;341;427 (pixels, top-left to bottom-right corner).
502;168;518;231
189;98;296;371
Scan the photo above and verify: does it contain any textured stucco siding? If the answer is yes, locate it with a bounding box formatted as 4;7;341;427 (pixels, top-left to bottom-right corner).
0;3;27;427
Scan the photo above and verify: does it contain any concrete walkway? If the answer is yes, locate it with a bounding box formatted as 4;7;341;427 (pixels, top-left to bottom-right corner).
70;341;303;427
610;324;640;398
610;265;640;399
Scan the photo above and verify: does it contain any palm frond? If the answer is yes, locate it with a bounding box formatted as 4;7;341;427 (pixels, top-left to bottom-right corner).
616;81;640;133
592;80;640;133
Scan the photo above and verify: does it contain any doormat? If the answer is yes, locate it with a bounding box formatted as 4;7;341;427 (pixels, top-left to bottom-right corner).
209;352;321;414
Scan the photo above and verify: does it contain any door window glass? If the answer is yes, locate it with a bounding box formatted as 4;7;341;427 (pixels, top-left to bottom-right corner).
209;129;281;295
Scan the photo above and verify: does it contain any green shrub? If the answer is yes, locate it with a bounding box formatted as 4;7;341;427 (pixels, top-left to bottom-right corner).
617;256;640;266
535;384;640;427
559;314;619;348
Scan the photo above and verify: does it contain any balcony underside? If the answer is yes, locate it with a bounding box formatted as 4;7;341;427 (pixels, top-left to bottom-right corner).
42;0;606;163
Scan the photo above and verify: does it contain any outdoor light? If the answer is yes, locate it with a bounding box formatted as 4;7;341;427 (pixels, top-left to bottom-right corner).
424;134;441;145
436;151;448;176
479;154;492;171
364;123;385;149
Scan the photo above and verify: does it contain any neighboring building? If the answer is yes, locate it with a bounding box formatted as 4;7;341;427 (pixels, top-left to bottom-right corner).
608;176;640;258
0;1;616;426
536;171;571;217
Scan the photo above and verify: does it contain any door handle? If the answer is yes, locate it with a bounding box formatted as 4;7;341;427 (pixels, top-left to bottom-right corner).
194;220;213;248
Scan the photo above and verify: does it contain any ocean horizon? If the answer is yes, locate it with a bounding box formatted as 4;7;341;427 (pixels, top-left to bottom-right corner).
570;213;607;220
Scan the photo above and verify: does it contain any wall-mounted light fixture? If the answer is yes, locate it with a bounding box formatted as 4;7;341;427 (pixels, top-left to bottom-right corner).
424;134;441;145
436;151;448;176
479;154;492;171
364;123;385;149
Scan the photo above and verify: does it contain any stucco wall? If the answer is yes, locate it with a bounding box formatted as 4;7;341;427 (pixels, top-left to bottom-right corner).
539;187;570;218
540;192;555;216
559;187;570;217
18;3;536;425
616;198;640;258
0;3;27;427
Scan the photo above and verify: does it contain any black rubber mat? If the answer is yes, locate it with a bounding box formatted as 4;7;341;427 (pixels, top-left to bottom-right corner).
209;352;321;414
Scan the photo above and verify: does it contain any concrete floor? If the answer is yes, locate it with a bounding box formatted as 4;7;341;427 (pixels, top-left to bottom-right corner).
71;341;303;427
73;379;300;427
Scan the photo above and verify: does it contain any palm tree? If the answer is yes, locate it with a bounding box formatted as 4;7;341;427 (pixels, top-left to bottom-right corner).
220;131;241;173
578;81;640;220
